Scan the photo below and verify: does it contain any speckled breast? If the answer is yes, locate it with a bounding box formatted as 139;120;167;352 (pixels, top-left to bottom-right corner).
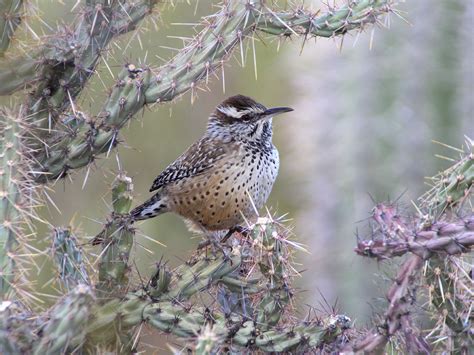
164;145;279;231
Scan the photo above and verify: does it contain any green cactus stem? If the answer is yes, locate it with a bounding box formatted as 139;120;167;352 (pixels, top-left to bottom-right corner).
51;227;90;291
0;55;37;96
86;294;350;352
420;139;473;217
33;285;94;354
0;300;36;353
32;0;395;182
424;257;471;349
96;173;134;297
258;0;394;37
0;0;160;147
0;0;23;57
0;109;30;299
250;219;294;329
164;250;242;302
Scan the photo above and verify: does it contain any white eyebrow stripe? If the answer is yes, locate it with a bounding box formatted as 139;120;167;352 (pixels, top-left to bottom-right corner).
217;106;245;118
217;105;265;118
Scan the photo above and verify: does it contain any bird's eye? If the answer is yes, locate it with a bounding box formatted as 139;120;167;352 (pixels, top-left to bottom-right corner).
240;112;254;121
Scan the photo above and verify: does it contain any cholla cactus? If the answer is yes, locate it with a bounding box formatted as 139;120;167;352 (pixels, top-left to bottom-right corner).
0;0;472;354
351;140;473;353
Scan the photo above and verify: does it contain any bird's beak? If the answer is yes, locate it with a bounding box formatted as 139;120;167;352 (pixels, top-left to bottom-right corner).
263;107;294;117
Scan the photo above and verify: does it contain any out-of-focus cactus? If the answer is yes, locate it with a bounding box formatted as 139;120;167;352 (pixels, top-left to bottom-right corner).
0;300;36;353
0;109;20;299
195;324;219;355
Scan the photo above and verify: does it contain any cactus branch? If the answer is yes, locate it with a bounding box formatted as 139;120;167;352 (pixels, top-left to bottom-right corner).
258;0;394;37
34;285;94;354
0;108;34;300
356;204;474;260
0;0;160;147
0;0;24;57
29;0;160;137
51;227;90;291
87;288;350;353
420;139;473;217
96;173;135;297
32;0;395;182
344;255;428;353
424;257;471;348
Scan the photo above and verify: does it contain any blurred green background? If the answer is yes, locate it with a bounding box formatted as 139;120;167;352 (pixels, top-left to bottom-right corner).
4;0;472;351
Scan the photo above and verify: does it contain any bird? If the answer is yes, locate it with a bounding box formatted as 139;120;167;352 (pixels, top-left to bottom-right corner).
129;94;293;234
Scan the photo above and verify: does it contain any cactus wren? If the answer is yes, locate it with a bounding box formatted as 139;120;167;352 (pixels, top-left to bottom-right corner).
130;95;293;233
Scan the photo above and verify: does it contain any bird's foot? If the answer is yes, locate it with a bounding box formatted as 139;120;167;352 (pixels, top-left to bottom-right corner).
197;226;247;251
220;226;247;244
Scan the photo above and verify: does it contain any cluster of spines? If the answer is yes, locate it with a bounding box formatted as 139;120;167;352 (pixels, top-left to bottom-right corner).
420;138;473;216
424;257;472;352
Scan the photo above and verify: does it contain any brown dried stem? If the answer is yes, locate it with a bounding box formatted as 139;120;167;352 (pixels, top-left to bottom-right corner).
344;255;429;353
356;211;474;260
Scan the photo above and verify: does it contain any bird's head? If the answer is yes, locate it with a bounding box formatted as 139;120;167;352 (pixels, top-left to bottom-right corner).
207;95;293;142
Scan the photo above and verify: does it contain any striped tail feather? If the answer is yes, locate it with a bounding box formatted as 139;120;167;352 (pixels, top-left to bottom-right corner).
130;193;168;221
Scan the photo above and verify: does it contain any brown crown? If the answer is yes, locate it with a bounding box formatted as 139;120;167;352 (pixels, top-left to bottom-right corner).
213;95;266;124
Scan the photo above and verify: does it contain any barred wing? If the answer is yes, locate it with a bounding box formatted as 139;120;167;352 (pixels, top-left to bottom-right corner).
149;138;227;192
